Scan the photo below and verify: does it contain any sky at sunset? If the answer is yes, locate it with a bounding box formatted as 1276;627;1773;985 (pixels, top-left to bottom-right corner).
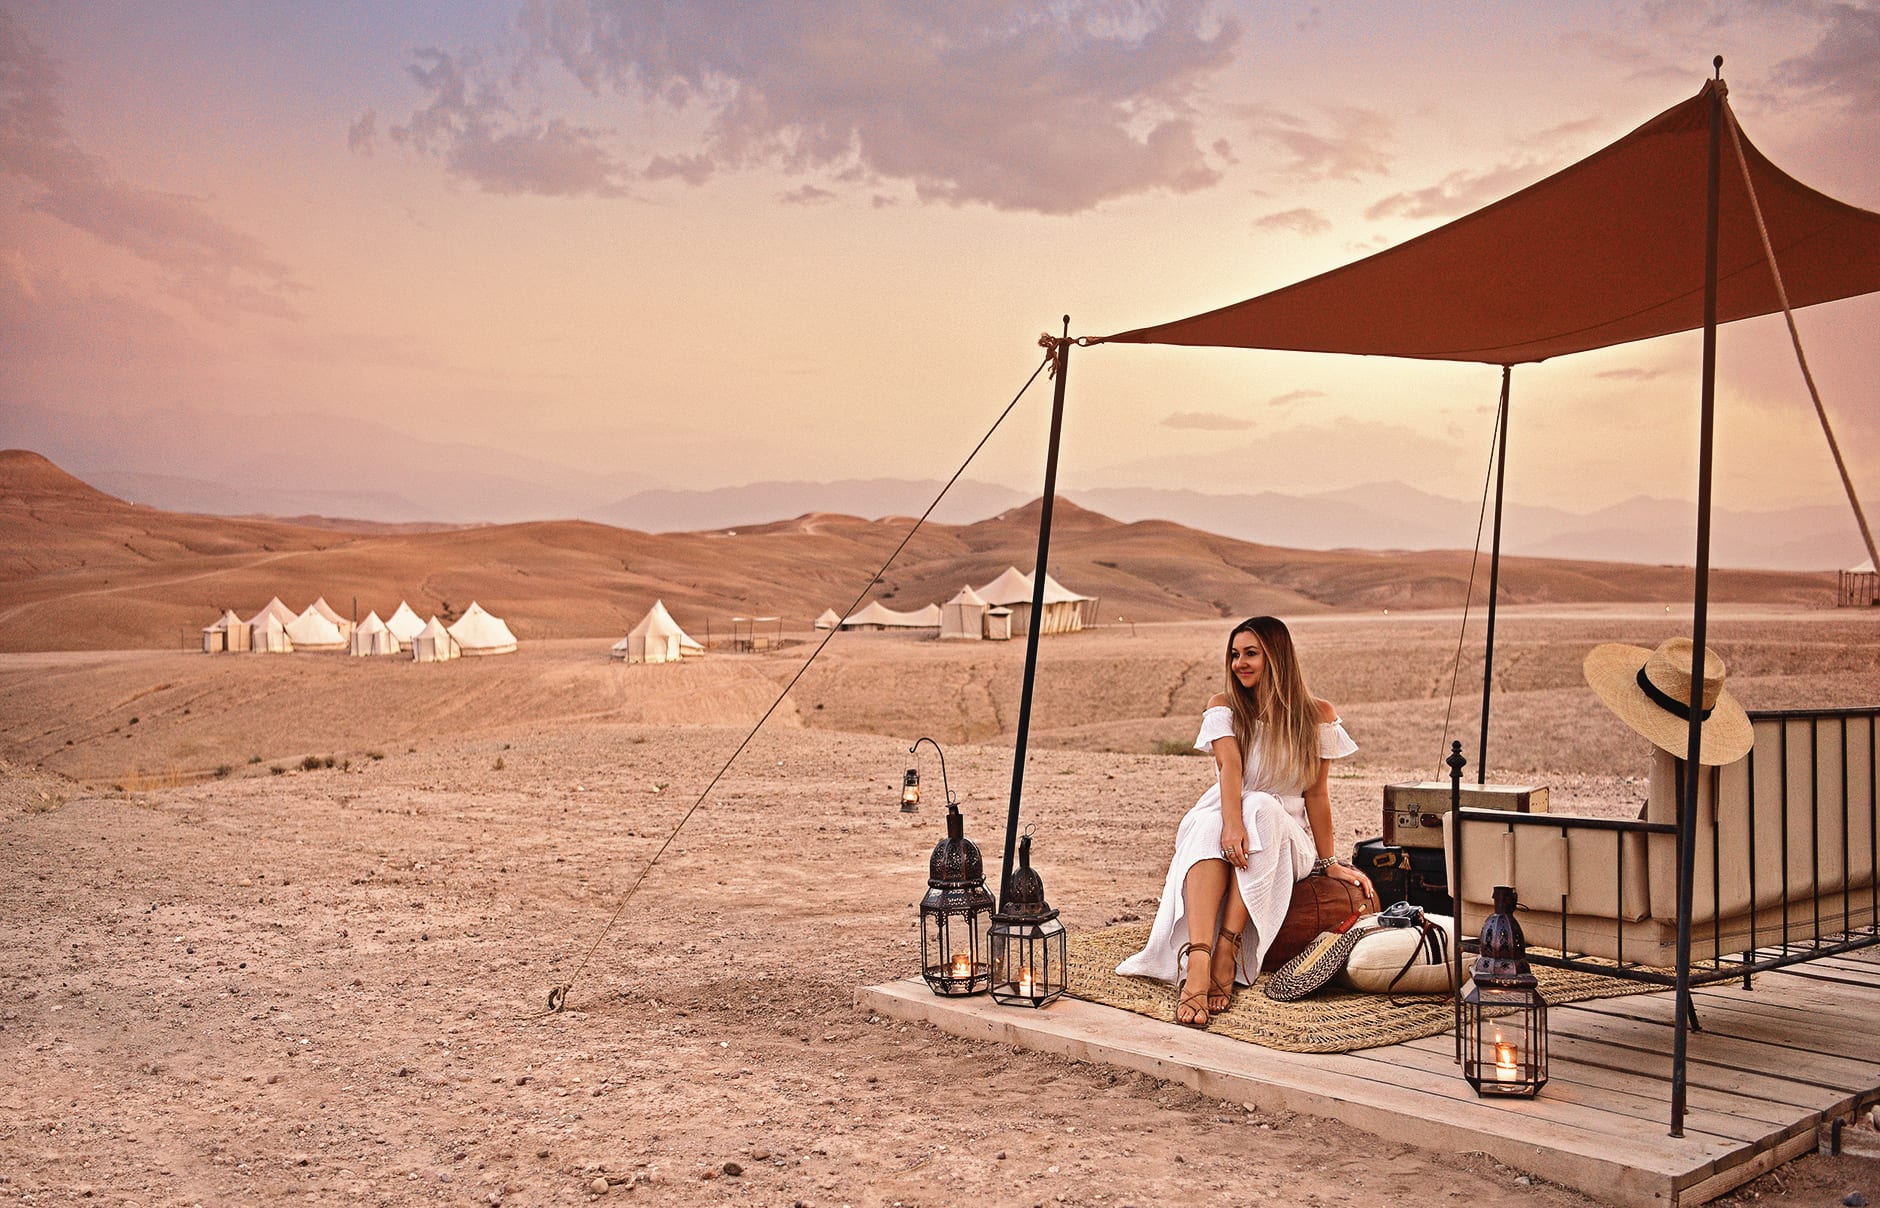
3;1;1877;533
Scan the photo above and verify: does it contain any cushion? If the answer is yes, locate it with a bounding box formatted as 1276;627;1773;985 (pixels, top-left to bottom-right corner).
1262;875;1367;971
1337;913;1456;995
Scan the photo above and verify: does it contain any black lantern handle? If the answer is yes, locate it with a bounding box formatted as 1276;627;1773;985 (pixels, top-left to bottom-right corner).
909;736;957;806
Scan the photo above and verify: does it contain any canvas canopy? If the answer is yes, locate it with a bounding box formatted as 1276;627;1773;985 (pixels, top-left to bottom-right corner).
839;601;941;630
1098;80;1880;364
448;602;518;656
385;601;426;643
813;608;841;631
349;611;400;657
250;611;292;653
411;616;459;662
617;599;703;663
1046;75;1880;1137
939;585;989;640
285;605;346;651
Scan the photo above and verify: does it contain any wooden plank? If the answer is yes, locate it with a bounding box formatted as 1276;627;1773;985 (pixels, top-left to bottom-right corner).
1564;998;1880;1089
1397;1032;1816;1129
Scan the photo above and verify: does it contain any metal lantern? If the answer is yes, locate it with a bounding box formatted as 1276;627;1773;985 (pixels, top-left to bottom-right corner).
1461;885;1548;1097
988;833;1068;1008
920;801;995;996
900;736;955;814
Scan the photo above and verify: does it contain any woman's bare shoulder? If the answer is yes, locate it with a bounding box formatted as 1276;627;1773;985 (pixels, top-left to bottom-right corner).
1207;693;1231;709
1313;698;1338;724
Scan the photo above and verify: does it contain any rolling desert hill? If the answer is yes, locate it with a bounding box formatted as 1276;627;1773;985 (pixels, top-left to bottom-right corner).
0;449;1838;652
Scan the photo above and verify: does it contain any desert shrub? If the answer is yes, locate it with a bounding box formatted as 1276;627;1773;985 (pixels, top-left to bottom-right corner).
301;755;322;772
247;754;261;764
1151;738;1203;757
270;765;285;776
321;755;336;769
492;756;506;771
214;765;232;779
368;751;385;761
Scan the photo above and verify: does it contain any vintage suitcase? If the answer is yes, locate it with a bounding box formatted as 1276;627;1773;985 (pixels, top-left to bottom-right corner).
1383;781;1548;849
1352;837;1452;915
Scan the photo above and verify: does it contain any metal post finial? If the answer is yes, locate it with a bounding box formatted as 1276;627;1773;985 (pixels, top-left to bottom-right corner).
1713;55;1723;78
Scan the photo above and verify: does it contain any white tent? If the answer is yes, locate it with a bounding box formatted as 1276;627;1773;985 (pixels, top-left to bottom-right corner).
385;601;427;643
285;605;346;651
616;599;703;664
447;601;518;656
939;585;990;640
310;596;354;642
250;611;293;653
202;608;247;653
839;601;942;631
348;611;400;657
411;616;460;662
245;596;297;631
813;608;841;631
973;567;1094;635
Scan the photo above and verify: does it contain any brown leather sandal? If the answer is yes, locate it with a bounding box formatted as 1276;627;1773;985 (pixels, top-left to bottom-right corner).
1210;927;1244;1014
1176;941;1212;1028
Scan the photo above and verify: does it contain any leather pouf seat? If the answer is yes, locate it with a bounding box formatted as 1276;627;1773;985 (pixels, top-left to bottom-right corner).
1262;875;1368;971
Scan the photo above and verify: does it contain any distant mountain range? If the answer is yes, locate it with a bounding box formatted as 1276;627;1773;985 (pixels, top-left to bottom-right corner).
8;391;1862;569
77;469;1865;571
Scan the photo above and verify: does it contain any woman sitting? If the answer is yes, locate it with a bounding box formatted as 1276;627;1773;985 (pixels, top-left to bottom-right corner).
1117;616;1373;1027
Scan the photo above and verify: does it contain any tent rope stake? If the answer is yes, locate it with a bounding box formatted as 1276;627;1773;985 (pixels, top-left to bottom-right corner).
533;350;1056;1017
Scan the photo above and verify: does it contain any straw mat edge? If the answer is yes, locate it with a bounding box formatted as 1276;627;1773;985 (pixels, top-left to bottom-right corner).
1069;923;1655;1054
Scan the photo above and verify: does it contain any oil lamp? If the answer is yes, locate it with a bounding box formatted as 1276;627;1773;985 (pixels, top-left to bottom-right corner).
918;800;994;996
988;832;1067;1008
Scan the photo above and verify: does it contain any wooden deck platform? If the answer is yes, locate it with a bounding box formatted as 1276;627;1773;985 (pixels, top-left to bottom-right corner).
861;953;1880;1206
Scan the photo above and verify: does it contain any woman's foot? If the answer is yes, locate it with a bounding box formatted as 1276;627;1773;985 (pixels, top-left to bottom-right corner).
1209;928;1244;1014
1176;942;1212;1028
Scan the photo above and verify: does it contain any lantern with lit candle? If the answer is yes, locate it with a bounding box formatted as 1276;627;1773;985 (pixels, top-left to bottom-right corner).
900;736;955;814
1460;885;1548;1097
988;832;1068;1008
918;801;995;996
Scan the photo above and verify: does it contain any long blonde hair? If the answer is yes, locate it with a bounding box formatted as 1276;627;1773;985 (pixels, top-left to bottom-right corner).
1223;616;1321;793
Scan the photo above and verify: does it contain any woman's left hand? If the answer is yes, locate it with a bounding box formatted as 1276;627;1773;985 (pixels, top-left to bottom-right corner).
1327;860;1377;905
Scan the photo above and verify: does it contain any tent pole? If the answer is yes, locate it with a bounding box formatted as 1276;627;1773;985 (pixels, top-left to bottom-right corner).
1001;318;1072;905
1477;366;1512;783
1670;69;1727;1140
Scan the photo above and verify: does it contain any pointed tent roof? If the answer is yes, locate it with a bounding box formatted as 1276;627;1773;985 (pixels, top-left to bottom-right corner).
975;567;1035;607
1098;80;1880;364
946;585;989;608
246;596;297;628
355;610;388;635
310;597;348;626
385;601;426;642
618;600;703;656
813;608;842;630
285;604;345;649
447;601;518;654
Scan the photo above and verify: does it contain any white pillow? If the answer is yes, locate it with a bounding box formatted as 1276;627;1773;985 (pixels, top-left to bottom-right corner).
1337;913;1457;995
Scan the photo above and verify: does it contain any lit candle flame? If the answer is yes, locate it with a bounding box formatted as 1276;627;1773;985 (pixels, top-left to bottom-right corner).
1017;966;1036;996
1493;1036;1519;1082
950;953;972;979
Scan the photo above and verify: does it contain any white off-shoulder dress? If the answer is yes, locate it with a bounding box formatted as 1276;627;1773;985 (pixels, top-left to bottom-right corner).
1116;704;1358;986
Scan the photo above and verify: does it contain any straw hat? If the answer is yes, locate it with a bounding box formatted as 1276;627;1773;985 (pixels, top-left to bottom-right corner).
1583;638;1752;765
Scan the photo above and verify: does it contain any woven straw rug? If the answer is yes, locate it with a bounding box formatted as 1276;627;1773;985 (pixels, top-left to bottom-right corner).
1070;923;1656;1054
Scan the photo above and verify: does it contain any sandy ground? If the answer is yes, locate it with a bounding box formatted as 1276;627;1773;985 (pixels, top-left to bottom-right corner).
3;608;1878;1206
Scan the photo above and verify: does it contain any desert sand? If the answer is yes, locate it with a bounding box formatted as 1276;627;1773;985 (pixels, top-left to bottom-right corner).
5;609;1879;1206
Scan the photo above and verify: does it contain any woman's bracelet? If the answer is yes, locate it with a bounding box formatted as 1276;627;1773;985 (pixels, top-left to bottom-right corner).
1311;855;1348;876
